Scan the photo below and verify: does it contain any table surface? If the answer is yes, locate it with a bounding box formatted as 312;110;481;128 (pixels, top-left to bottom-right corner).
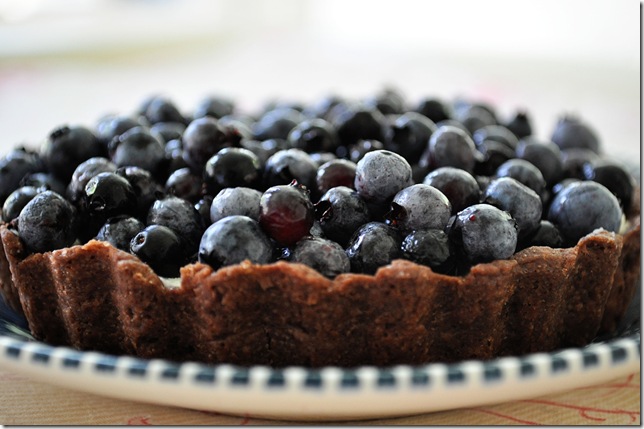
0;369;639;425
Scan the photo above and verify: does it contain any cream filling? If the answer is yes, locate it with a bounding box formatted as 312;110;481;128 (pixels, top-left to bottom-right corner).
160;276;182;289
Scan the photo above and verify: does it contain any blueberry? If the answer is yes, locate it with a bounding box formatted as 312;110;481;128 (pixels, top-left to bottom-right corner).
385;112;437;163
515;138;563;187
427;125;479;173
218;115;253;144
165;167;203;203
84;172;137;218
547;181;622;246
147;195;205;254
95;115;142;148
2;186;41;223
290;236;350;278
450;204;518;263
473;140;516;176
413;98;452;123
483;177;542;239
66;157;117;204
210;187;262;223
302;94;345;120
19;172;66;196
423;167;480;214
182;117;229;174
521;220;563;250
252;107;304;141
453;104;497;135
315;186;371;247
472;125;519;152
582;160;635;211
287;118;339;154
310;152;338;167
347;139;385;163
194;195;213;227
204;147;262;195
0;148;44;204
332;104;388;148
96;215;145;252
150;122;186;144
561;148;600;180
386;184;451;234
495;159;546;196
259;182;314;246
363;88;407;115
401;229;451;270
193;95;235;120
354;149;412;205
142;96;187;126
315;159;357;195
131;225;185;277
17;190;77;253
108;127;166;177
115;166;164;219
198;215;274;269
551;115;601;154
345;222;402;274
504;110;533;139
41;125;104;182
264;149;318;191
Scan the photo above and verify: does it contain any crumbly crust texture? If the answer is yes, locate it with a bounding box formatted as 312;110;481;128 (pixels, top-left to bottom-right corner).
0;215;639;368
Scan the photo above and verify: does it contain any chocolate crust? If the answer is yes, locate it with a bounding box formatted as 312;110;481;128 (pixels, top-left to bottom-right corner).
0;215;639;368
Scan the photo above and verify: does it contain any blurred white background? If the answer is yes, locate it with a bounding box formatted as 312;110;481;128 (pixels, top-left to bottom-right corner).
0;0;640;159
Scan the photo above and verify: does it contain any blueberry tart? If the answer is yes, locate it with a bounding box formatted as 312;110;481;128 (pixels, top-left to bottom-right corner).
0;93;639;368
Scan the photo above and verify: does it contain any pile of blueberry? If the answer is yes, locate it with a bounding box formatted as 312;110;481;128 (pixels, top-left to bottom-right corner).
0;90;636;278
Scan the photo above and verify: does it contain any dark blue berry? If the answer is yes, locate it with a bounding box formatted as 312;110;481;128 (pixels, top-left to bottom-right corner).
198;215;274;269
17;190;77;253
150;122;186;144
19;172;66;196
193;95;235;120
354;149;412;205
345;222;402;274
385;112;437;163
453;104;497;135
84;172;137;223
204;147;261;195
504;110;532;139
427;125;479;173
264;149;318;191
522;220;563;250
108;127;166;176
194;195;213;228
473;125;518;152
147;195;205;254
290;237;350;278
450;204;518;263
483;177;542;239
423;167;481;214
495;159;546;196
386;184;451;233
315;159;357;195
315;186;371;247
252;107;304;141
210;187;262;223
66;157;117;204
287;118;339;154
2;186;40;223
165;167;203;203
551;115;601;154
332;104;388;148
95;115;142;148
347;139;385;163
363;88;406;115
582;160;635;211
561;148;600;180
41;125;104;182
115;166;164;219
259;182;314;246
142;96;187;126
0;148;44;204
401;229;451;270
131;225;185;277
182;117;229;174
547;181;622;246
515;138;563;187
96;216;145;252
414;98;452;123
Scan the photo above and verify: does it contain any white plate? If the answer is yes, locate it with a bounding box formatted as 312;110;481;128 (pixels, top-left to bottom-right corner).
0;294;639;421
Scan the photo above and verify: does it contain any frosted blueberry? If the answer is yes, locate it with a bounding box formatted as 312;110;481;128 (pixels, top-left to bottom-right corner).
547;181;622;246
198;215;274;269
210;187;262;223
354;150;412;205
386;184;451;234
345;222;402;274
427;125;479;173
17;190;77;253
290;237;350;278
483;177;542;239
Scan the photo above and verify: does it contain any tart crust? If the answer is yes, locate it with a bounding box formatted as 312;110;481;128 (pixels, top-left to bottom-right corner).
0;211;639;368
